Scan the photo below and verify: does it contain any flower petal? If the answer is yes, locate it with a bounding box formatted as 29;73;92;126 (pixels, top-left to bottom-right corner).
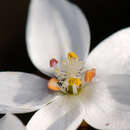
0;72;55;113
26;0;90;76
0;114;26;130
27;95;84;130
86;27;130;75
80;75;130;130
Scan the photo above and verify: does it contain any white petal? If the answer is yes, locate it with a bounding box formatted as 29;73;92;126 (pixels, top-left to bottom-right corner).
26;0;90;76
80;75;130;130
0;114;26;130
86;27;130;75
0;72;55;113
27;95;84;130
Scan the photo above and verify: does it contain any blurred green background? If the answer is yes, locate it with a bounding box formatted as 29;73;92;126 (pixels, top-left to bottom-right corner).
0;0;130;129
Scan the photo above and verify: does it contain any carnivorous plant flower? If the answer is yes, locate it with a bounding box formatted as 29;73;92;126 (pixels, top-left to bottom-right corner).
0;0;130;130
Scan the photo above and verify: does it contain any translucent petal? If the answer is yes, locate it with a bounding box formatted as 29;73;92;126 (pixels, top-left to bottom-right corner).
0;72;55;113
27;95;84;130
80;75;130;130
0;114;26;130
26;0;90;76
86;27;130;75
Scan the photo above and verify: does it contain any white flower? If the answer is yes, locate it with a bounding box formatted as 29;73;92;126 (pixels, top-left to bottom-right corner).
0;114;26;130
0;0;130;130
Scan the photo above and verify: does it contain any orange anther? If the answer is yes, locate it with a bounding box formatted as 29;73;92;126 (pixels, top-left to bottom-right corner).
91;68;96;77
48;78;60;91
84;68;96;83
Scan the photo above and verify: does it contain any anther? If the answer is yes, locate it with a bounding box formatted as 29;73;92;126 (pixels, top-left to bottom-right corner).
68;52;78;63
50;58;58;67
48;78;60;91
84;68;96;83
68;77;81;87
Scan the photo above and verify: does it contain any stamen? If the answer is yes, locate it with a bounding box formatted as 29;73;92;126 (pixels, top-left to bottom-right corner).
67;77;82;94
72;84;78;94
91;68;96;77
68;77;81;86
50;58;58;67
68;52;78;63
48;78;60;91
84;68;96;83
48;52;96;95
74;78;82;86
68;77;75;86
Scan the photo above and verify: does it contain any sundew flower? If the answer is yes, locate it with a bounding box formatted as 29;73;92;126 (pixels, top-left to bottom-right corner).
0;114;26;130
48;52;96;95
0;0;130;130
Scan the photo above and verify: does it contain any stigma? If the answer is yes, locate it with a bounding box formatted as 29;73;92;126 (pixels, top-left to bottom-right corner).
48;52;96;95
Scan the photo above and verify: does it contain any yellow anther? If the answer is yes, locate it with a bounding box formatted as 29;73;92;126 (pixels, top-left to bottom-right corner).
74;78;82;86
68;52;78;62
68;77;74;86
68;77;81;87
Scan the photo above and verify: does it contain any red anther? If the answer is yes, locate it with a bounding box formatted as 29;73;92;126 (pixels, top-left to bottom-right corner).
50;58;58;67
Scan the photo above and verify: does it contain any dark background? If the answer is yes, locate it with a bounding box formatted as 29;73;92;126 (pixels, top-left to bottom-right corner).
0;0;129;129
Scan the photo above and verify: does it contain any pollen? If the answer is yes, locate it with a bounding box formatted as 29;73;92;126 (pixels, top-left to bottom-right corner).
48;78;60;91
68;52;78;62
68;77;81;87
74;78;82;86
50;58;58;67
84;68;96;83
68;77;74;86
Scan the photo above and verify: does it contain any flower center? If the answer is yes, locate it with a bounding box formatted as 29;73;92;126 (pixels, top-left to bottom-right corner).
48;52;96;95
